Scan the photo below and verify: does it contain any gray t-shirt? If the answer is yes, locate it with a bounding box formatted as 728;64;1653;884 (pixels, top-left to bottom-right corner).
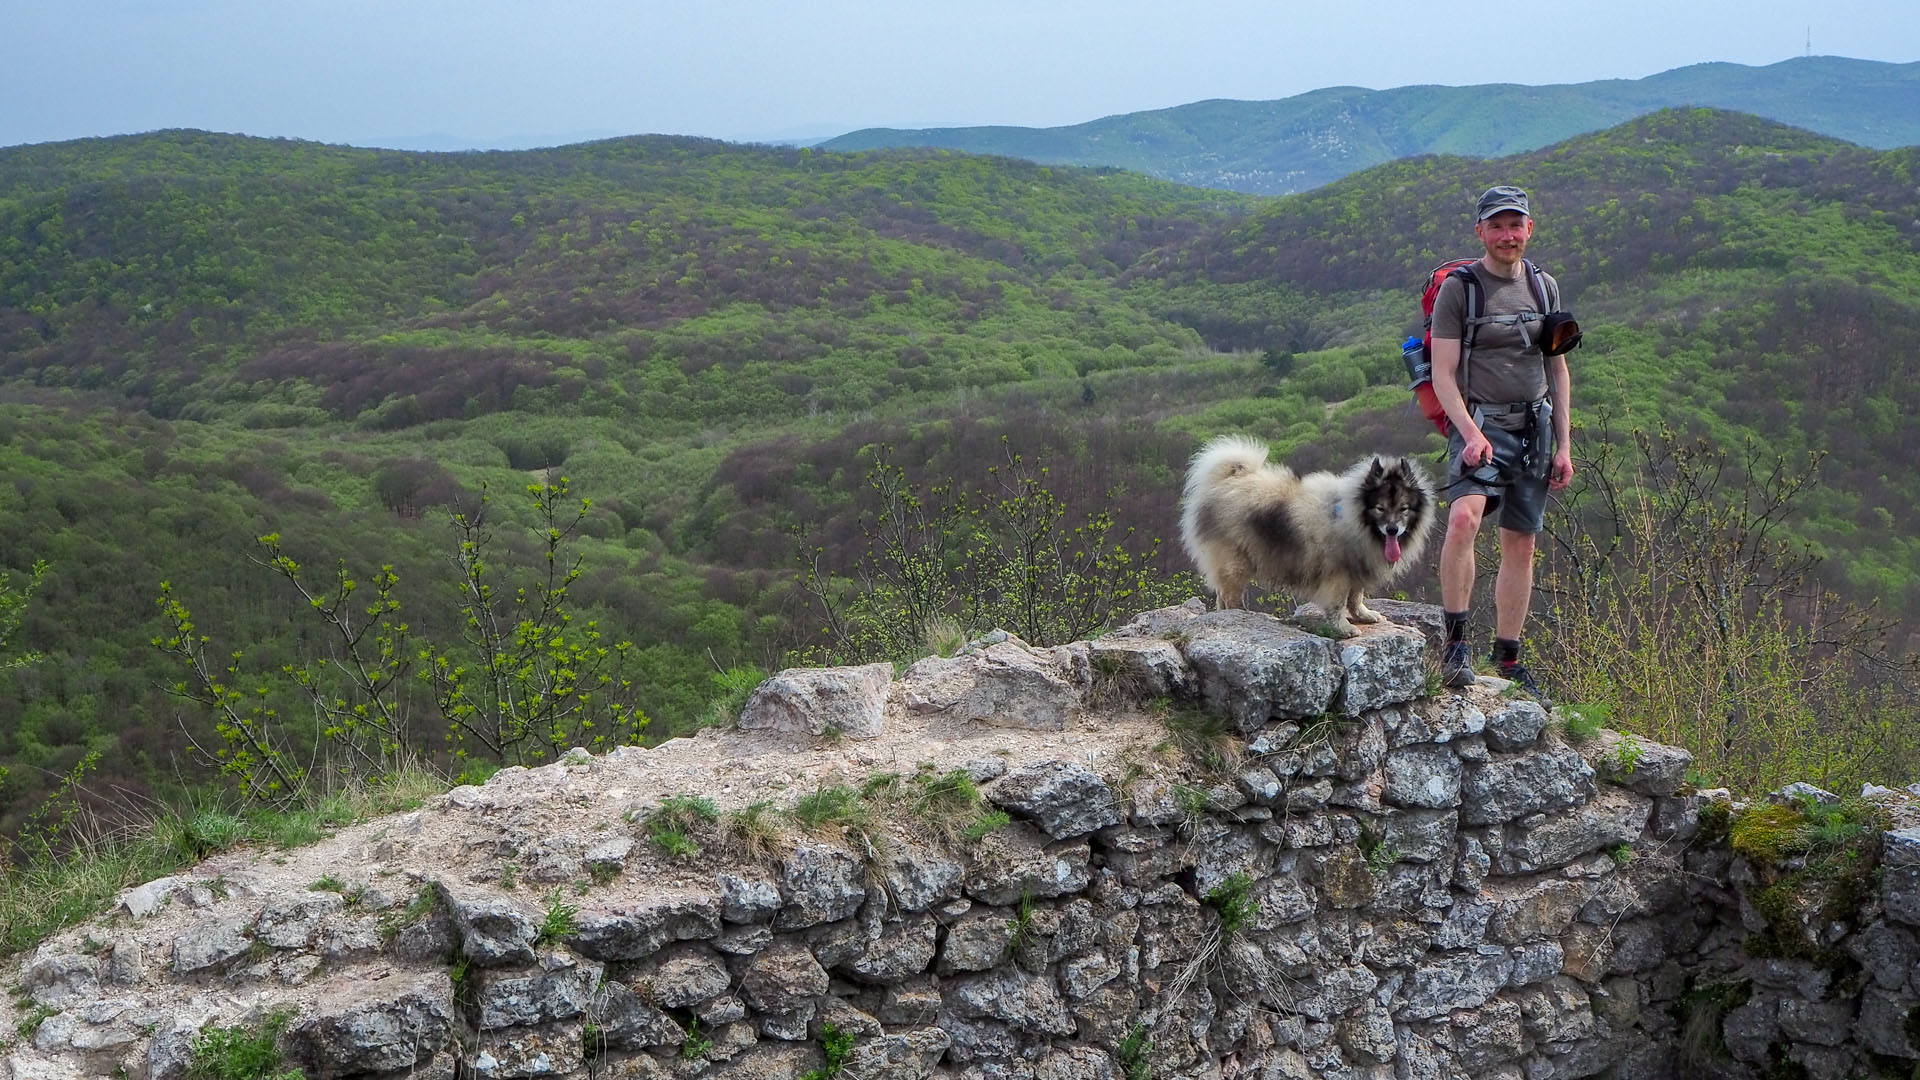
1430;262;1562;419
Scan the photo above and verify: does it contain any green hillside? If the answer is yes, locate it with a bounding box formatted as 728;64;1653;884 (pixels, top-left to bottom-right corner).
2;110;1917;828
821;56;1920;193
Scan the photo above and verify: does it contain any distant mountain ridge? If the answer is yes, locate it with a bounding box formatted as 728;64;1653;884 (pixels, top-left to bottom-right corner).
821;56;1920;194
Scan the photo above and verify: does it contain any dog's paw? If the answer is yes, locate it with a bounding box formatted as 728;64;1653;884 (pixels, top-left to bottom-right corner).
1351;604;1383;624
1328;620;1360;638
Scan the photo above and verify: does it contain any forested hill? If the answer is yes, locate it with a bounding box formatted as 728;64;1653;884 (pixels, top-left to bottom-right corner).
0;131;1247;426
821;56;1920;194
2;110;1918;827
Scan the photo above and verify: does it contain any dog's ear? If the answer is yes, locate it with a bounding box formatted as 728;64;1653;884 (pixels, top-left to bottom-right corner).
1365;457;1385;481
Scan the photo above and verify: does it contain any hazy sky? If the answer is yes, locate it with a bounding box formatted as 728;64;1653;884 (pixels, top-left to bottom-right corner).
5;1;1916;149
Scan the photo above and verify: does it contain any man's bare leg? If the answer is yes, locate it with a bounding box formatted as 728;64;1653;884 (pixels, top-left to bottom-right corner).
1494;527;1536;641
1440;494;1487;611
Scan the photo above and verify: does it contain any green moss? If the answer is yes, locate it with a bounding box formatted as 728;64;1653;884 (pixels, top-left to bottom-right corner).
1730;803;1807;863
1731;796;1884;970
1695;800;1732;844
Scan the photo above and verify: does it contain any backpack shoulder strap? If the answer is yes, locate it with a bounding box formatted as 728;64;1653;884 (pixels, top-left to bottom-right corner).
1454;263;1482;402
1522;259;1556;314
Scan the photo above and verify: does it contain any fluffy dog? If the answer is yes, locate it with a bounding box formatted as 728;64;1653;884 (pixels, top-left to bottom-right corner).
1180;435;1436;636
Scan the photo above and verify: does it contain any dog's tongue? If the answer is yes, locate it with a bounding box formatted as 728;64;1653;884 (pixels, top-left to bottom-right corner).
1383;535;1403;563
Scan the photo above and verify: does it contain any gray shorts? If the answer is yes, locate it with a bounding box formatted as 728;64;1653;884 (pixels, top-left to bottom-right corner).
1446;400;1553;534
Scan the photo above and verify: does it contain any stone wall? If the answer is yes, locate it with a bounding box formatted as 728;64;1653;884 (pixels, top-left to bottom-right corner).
5;600;1919;1080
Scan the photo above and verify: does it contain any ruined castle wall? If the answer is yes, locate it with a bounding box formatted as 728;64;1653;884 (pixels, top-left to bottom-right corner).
7;601;1920;1080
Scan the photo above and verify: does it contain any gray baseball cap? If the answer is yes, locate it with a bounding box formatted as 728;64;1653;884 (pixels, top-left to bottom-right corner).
1476;185;1531;221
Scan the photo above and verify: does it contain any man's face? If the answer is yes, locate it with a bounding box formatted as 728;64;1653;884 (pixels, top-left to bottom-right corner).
1475;210;1533;262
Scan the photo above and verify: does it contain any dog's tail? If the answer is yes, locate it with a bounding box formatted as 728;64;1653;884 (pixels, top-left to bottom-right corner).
1183;434;1271;502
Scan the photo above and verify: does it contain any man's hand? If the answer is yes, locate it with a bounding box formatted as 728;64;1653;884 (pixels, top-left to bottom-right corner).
1549;450;1574;490
1460;428;1493;470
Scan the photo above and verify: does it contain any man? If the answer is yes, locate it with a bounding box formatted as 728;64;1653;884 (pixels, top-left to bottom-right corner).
1428;184;1574;700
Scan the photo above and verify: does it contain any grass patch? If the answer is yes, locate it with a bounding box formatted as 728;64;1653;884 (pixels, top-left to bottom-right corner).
1557;703;1609;742
1153;700;1243;775
1357;822;1401;880
1202;871;1259;937
703;666;766;729
647;794;720;859
537;889;579;947
187;1010;303;1079
720;800;786;860
799;1020;858;1080
1116;1020;1153;1080
0;761;450;960
649;824;700;860
961;810;1012;842
379;886;441;946
791;786;871;833
1674;976;1751;1068
680;1017;713;1060
1005;893;1037;960
886;765;1010;847
14;1005;57;1041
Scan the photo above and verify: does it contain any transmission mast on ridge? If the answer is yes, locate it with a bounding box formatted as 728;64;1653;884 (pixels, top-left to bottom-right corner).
1806;26;1812;56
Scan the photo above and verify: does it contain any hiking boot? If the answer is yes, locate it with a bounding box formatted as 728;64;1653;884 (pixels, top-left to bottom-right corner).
1495;660;1552;707
1440;641;1476;688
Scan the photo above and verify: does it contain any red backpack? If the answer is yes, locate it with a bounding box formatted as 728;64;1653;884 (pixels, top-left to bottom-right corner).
1402;258;1549;435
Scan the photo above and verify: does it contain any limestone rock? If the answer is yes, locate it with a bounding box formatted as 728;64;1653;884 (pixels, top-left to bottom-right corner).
944;967;1077;1036
839;1027;950;1080
1379;807;1458;864
718;870;782;925
466;1020;585;1078
593;981;686;1051
1087;635;1195;701
282;974;458;1077
1493;790;1650;874
963;641;1087;730
470;953;603;1030
120;876;181;919
738;663;892;739
840;914;937;985
1460;743;1595;826
1384;744;1462;809
894;654;979;715
170;916;253;975
775;843;866;930
940;908;1017;973
254;892;345;950
876;844;964;913
636;943;732;1008
584;834;634;874
20;954;98;1009
1582;729;1693;796
1398;948;1514;1020
964;824;1092;905
565;892;721;962
987;760;1123;839
1367;599;1445;651
1182;609;1342;729
737;939;829;1013
1883;864;1920;927
1384;697;1485;749
1482;701;1548;752
1333;623;1427;714
445;889;541;966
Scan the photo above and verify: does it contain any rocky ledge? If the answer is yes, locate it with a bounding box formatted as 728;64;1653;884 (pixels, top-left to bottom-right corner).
4;600;1918;1080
